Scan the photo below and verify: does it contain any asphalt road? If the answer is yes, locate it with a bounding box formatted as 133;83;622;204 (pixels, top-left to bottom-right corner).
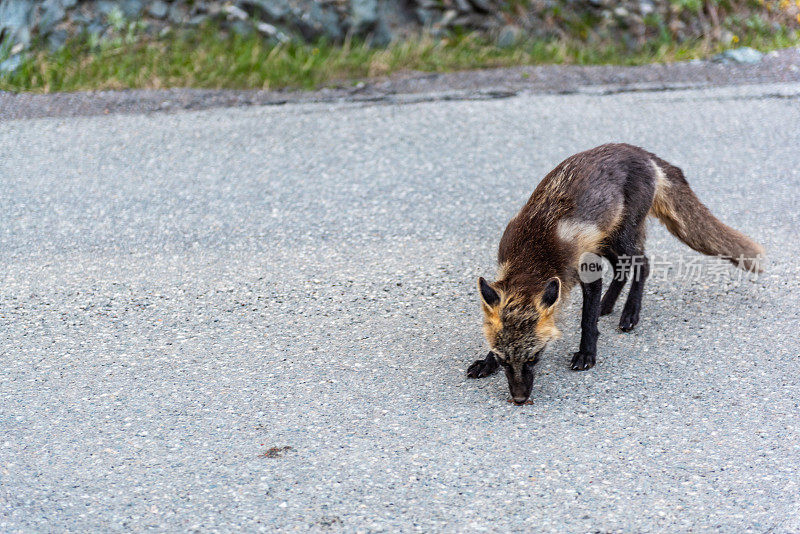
2;83;799;533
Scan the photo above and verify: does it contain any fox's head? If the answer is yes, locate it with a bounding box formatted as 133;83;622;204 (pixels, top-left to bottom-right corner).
478;276;562;404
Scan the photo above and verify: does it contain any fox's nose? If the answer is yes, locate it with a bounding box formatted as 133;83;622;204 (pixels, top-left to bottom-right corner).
512;396;529;405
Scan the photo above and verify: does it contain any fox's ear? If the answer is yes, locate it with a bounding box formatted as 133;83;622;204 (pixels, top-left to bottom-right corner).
478;277;501;307
540;277;561;310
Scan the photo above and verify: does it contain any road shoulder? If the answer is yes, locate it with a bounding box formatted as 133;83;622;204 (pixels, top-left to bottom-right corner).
1;47;799;121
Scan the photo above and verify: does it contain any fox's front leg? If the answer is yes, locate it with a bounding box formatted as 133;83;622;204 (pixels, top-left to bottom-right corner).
571;278;602;371
467;351;499;378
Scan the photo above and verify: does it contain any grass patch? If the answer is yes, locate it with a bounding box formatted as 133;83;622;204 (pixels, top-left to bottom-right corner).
1;25;798;93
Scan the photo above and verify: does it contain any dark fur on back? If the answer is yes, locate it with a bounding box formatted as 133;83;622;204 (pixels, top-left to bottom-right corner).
498;144;658;297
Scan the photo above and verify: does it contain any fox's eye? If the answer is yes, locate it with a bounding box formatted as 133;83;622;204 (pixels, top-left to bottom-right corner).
526;350;543;365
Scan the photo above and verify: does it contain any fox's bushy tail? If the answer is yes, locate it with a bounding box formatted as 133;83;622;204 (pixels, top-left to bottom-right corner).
650;162;765;272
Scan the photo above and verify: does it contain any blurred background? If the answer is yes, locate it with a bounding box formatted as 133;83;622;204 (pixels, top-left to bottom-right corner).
1;0;799;93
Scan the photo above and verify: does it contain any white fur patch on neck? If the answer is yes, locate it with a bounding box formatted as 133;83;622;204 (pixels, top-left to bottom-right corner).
556;219;603;251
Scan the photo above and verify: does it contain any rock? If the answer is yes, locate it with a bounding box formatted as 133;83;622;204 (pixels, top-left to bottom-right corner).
47;27;68;50
95;0;118;16
496;24;521;48
713;47;763;64
87;21;105;35
0;53;22;74
224;4;248;21
167;2;187;23
61;0;76;7
468;0;492;13
303;2;342;41
121;0;143;18
238;0;290;21
350;0;377;34
638;0;654;15
187;14;207;25
438;9;457;27
255;21;276;36
38;0;66;35
349;0;389;45
70;11;91;24
720;30;734;44
454;0;471;12
229;19;253;36
146;0;168;19
415;7;436;27
255;21;287;41
370;17;391;46
375;0;410;39
0;0;35;49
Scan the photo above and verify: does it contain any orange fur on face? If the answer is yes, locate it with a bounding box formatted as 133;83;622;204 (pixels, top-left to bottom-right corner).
534;310;561;343
480;285;563;356
481;302;503;348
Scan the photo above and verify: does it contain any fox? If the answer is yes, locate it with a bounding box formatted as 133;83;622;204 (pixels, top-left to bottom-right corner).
467;143;764;405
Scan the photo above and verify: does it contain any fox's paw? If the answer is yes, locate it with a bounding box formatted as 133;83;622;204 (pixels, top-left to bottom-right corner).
618;308;640;332
570;351;596;371
467;352;499;378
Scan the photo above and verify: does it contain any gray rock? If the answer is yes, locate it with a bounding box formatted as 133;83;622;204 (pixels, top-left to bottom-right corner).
415;7;436;27
228;19;253;36
349;0;391;45
223;4;248;21
255;20;287;42
714;47;764;64
205;2;223;17
238;0;290;21
146;0;168;19
638;0;654;15
0;0;34;48
377;0;418;30
187;13;207;25
371;17;391;46
455;0;472;12
255;21;276;35
0;53;22;74
47;28;68;50
350;0;377;33
167;2;187;23
468;0;492;12
496;24;521;48
86;20;105;35
70;11;91;24
39;0;66;35
303;2;341;40
61;0;76;7
95;0;118;16
121;0;143;18
438;9;457;27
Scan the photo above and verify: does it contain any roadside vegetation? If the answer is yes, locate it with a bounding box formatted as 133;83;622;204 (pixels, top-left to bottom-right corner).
1;3;799;93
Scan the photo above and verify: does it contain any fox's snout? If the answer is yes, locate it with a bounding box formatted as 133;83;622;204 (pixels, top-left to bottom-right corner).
504;364;535;406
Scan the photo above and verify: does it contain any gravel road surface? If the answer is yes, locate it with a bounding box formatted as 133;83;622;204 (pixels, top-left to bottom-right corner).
2;82;799;532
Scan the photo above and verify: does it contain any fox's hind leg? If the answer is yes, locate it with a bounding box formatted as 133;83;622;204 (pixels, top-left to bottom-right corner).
600;252;629;316
467;351;499;378
618;251;649;332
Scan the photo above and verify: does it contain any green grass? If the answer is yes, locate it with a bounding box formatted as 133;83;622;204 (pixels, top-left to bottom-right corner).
1;25;798;93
